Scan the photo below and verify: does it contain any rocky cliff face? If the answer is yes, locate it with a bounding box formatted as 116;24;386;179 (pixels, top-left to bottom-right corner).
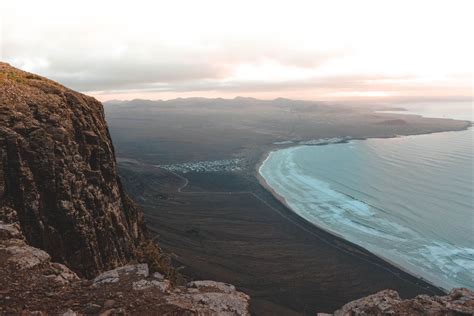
0;62;146;278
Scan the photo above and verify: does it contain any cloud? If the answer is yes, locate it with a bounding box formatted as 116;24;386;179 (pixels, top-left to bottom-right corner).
1;0;472;100
85;72;471;105
2;17;344;92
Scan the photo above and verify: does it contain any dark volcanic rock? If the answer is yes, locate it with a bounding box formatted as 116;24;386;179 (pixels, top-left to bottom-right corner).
0;62;146;278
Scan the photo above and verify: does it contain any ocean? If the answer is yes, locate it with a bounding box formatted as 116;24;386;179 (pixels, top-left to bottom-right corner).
259;101;473;290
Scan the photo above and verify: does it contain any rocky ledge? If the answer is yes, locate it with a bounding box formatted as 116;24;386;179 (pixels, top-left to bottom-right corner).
0;221;250;315
322;287;474;316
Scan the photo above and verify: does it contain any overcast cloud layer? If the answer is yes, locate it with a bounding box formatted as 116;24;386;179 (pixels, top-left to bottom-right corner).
1;0;472;101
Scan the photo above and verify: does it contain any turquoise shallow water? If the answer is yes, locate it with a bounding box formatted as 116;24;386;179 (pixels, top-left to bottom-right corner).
259;102;473;290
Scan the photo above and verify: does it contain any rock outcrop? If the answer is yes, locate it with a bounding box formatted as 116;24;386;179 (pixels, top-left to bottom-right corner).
0;221;250;315
0;62;146;278
330;288;474;316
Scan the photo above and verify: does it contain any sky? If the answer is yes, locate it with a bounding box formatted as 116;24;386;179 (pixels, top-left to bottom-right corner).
1;0;473;102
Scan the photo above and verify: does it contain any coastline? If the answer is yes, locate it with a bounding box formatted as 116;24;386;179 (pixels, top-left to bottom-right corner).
255;149;346;242
268;119;471;150
252;124;473;293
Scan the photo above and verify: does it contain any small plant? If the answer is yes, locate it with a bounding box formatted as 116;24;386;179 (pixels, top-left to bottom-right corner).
137;239;186;285
6;71;27;84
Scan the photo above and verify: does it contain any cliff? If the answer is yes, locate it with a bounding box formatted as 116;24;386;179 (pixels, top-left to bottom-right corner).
0;62;146;278
0;63;250;314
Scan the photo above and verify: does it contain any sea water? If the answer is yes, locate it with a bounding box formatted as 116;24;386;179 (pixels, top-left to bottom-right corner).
259;101;473;290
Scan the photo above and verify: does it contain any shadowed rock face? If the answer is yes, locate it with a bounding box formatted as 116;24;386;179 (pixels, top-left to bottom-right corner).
0;63;146;278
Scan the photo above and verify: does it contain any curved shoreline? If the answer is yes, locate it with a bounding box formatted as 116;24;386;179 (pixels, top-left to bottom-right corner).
253;125;473;294
255;148;450;293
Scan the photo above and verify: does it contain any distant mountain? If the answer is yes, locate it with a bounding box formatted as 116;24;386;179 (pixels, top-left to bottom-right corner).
104;96;326;108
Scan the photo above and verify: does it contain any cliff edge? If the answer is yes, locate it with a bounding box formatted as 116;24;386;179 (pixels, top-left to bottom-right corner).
0;62;146;278
0;63;250;315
